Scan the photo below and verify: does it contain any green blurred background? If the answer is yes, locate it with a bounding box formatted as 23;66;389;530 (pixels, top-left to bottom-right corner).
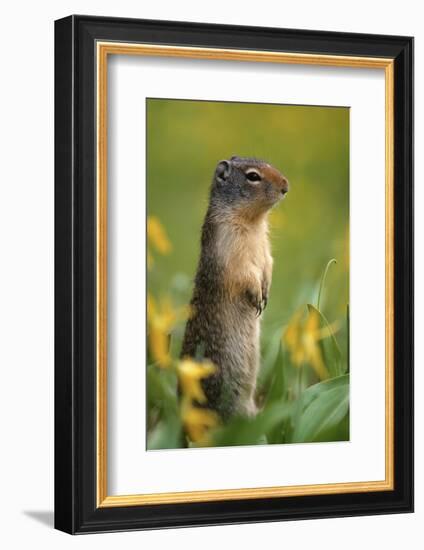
147;98;349;357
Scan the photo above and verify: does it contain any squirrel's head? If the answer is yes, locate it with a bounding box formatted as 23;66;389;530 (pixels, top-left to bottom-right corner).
211;156;289;219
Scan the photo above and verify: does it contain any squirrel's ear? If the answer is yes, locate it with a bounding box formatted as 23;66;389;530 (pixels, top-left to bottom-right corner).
215;160;231;183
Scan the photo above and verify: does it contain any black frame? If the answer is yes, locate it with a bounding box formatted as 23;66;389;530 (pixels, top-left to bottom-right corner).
55;15;414;534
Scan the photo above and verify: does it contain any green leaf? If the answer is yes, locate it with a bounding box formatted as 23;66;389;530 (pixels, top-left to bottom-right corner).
211;401;293;447
307;303;343;377
300;373;349;410
291;375;349;443
147;415;183;450
264;343;286;406
317;258;337;311
346;304;350;373
263;344;290;443
146;364;178;414
257;326;283;389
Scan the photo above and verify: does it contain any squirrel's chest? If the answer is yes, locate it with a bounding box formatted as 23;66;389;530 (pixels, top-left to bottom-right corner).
215;223;270;284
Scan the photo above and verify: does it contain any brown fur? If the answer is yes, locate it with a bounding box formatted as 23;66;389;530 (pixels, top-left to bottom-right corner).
181;157;289;420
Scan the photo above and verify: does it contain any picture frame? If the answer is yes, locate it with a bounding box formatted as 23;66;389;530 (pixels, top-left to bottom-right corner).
54;15;414;534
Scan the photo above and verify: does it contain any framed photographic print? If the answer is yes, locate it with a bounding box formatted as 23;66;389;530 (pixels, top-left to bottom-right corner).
54;15;414;534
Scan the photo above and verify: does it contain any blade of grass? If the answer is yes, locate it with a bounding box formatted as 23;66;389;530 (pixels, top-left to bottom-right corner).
317;258;337;311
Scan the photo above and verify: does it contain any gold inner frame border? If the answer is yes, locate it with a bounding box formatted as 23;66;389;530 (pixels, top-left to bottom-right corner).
96;42;394;508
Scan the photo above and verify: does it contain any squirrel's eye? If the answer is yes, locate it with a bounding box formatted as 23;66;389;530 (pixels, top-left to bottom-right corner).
246;171;261;182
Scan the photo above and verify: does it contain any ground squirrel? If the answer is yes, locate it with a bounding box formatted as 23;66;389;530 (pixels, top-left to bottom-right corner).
181;156;289;421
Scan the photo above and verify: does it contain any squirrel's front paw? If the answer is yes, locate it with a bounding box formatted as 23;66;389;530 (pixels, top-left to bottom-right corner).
261;282;269;312
245;288;264;317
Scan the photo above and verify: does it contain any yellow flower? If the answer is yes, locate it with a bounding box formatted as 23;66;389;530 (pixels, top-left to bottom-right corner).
177;358;216;403
284;306;339;380
181;403;219;444
147;249;154;270
147;294;189;368
147;293;156;319
147;216;172;255
149;327;172;368
177;358;219;444
301;309;328;379
284;309;305;366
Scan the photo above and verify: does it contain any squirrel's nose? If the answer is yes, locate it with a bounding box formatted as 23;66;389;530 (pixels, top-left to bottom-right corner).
279;176;289;196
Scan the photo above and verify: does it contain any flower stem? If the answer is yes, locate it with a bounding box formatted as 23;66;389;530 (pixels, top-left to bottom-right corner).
317;258;337;311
